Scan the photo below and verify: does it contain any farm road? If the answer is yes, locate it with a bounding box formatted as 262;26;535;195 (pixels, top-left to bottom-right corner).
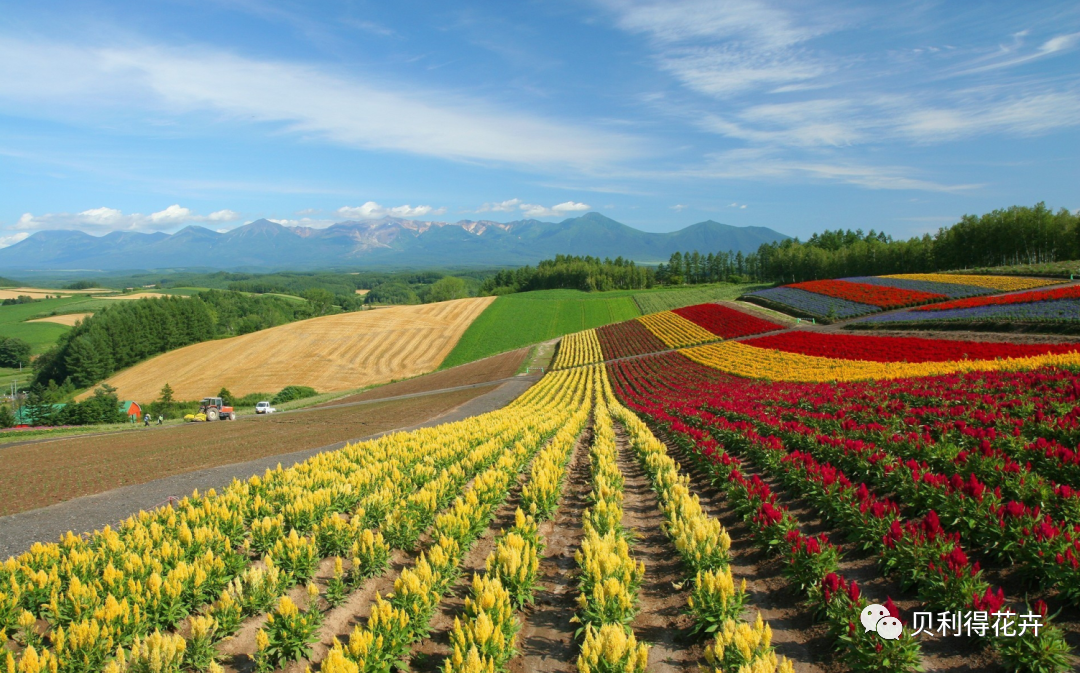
0;376;537;559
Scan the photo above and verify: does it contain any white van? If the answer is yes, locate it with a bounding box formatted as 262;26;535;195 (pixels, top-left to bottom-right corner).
255;401;276;414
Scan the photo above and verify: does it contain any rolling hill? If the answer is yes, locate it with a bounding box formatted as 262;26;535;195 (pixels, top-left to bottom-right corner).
0;213;789;271
86;297;494;402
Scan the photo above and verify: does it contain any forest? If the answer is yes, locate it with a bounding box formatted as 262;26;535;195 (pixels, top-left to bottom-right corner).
656;203;1080;285
32;291;309;389
479;254;655;294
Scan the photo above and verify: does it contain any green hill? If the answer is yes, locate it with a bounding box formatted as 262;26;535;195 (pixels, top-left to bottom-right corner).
439;290;641;368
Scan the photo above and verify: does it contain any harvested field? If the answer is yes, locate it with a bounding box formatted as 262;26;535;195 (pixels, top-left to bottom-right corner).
0;384;496;516
314;346;530;406
0;287;102;299
89;296;494;401
25;312;93;326
355;288;370;295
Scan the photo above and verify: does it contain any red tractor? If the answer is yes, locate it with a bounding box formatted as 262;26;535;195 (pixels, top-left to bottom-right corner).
198;396;236;421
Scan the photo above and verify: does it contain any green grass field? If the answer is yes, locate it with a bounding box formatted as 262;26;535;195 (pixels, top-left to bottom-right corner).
0;296;96;353
632;283;770;314
439;289;641;369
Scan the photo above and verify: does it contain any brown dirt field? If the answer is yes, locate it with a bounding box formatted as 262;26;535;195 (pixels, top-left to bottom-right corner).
0;385;496;517
25;312;93;326
86;296;495;401
354;288;370;295
315;347;530;407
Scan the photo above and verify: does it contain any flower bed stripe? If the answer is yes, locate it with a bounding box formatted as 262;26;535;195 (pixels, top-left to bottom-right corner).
745;286;878;319
636;311;717;348
596;319;667;360
742;331;1080;363
671;303;783;339
882;274;1061;292
914;284;1080;312
844;276;994;299
857;299;1080;326
681;340;1080;382
789;279;947;309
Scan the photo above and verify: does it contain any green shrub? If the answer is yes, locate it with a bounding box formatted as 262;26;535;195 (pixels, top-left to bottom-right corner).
271;386;318;405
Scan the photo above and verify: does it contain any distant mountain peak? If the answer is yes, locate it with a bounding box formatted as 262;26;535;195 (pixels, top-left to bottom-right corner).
0;212;789;271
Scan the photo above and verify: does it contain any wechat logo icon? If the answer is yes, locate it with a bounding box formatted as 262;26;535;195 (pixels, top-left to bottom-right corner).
861;603;903;640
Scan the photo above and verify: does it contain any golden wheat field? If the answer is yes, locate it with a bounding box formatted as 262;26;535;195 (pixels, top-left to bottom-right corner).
0;287;103;299
25;312;94;326
87;296;495;401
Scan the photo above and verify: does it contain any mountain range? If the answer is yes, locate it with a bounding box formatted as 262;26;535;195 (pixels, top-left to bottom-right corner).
0;212;789;272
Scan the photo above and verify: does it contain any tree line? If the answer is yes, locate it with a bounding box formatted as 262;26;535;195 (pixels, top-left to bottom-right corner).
480;254;655;294
658;203;1079;285
32;291;309;389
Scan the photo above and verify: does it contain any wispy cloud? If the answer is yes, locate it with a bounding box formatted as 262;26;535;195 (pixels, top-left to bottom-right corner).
670;204;687;211
0;37;642;171
0;232;29;248
13;205;241;232
336;202;446;219
475;199;591;218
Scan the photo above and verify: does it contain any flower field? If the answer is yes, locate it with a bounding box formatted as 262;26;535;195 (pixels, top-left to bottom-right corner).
636;310;717;348
788;279;947;309
745;273;1068;323
596;319;667;360
855;283;1080;330
9;295;1080;672
671;303;783;339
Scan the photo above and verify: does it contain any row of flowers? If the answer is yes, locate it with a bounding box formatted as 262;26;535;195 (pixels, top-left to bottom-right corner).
788;279;947;310
741;331;1080;363
882;274;1061;292
614;395;924;670
914;284;1080;312
744;286;878;320
552;329;604;370
607;353;1075;672
856;299;1080;327
595;319;667;361
636;311;718;349
604;373;794;673
572;388;650;673
681;340;1080;382
0;366;596;673
843;276;996;299
670;303;784;340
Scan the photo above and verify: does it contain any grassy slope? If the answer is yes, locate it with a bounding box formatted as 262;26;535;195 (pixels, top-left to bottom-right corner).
439;289;641;369
632;283;771;314
0;296;94;353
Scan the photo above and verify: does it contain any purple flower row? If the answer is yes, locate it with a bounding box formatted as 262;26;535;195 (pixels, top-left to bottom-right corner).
856;298;1080;324
843;276;993;299
746;286;880;319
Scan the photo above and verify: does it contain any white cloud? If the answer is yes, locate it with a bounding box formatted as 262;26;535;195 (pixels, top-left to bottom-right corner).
0;37;640;171
729;202;748;209
336;202;445;219
670;204;687;211
0;232;29;248
13;205;242;233
267;217;337;228
519;201;592;218
475;199;592;218
476;199;522;213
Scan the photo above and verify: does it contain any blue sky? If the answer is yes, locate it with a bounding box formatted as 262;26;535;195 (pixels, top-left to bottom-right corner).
1;0;1078;248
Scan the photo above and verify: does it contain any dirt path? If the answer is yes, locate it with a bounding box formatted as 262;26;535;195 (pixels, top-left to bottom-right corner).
614;428;700;672
510;427;593;673
661;434;831;673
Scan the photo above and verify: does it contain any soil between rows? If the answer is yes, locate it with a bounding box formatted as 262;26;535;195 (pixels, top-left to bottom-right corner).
510;426;594;673
661;426;1017;672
